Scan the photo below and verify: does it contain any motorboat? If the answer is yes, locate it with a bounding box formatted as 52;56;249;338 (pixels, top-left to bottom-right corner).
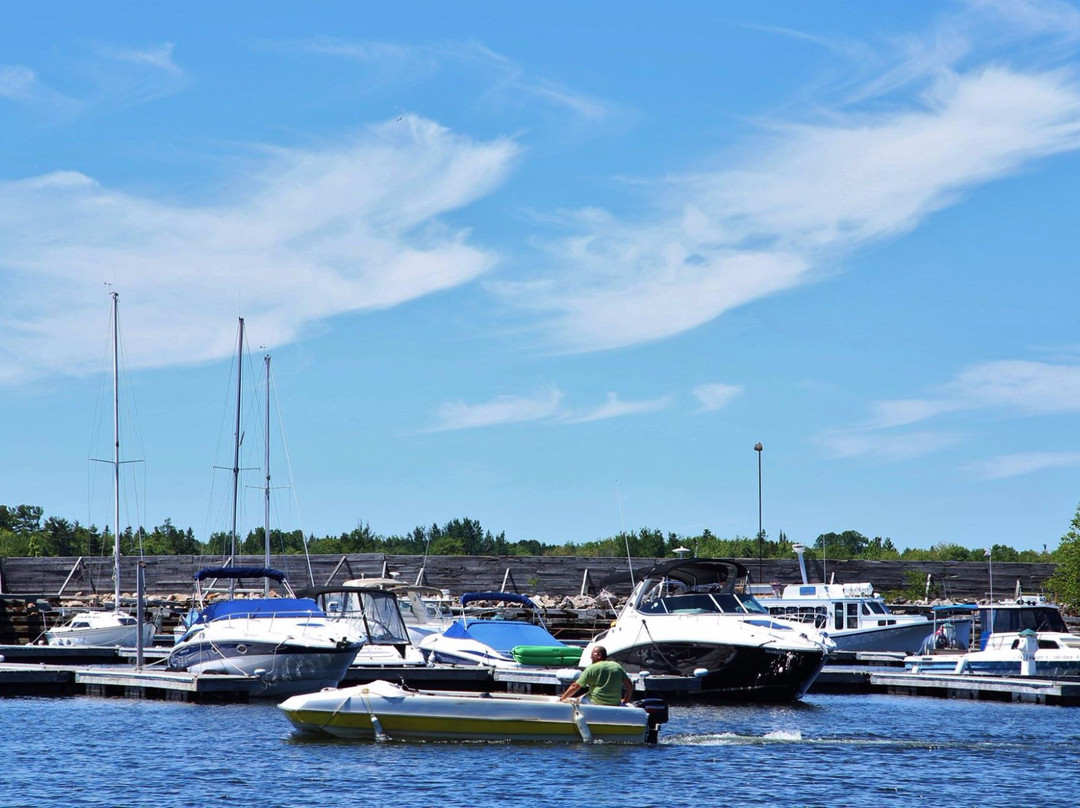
46;293;154;649
167;566;362;697
583;558;835;702
418;592;583;668
301;584;427;667
45;608;153;648
338;578;457;644
279;679;669;743
904;597;1080;677
754;544;972;653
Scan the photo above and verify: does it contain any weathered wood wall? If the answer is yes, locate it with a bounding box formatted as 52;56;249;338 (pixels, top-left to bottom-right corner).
0;554;1058;602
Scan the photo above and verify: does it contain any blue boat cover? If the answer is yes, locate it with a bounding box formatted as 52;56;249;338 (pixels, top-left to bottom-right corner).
193;566;288;583
460;591;537;609
198;597;324;622
441;619;564;652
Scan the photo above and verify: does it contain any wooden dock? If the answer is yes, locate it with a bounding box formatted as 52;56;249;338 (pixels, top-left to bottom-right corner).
0;661;258;702
870;671;1080;705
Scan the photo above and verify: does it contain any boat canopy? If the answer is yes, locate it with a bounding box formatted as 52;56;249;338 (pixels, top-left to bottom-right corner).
193;566;288;583
441;619;564;652
638;558;750;590
199;597;324;622
460;592;537;609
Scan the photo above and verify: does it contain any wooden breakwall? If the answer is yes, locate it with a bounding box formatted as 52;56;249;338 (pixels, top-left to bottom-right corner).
0;554;1058;602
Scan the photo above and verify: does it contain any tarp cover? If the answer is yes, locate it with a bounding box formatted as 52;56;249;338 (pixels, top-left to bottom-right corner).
442;619;564;652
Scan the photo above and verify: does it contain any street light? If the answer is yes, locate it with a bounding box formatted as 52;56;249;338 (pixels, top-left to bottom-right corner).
754;442;763;583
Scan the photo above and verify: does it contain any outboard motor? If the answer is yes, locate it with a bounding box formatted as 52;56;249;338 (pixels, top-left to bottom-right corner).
633;698;669;744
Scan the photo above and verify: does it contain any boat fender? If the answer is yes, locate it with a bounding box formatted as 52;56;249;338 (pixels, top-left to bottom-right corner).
370;713;386;740
571;706;593;743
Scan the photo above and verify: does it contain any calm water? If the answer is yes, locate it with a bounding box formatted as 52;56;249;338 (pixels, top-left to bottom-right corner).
1;692;1076;807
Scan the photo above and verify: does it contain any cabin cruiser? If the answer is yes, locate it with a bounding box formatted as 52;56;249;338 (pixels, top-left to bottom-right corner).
45;608;154;648
755;544;972;653
418;592;583;668
301;584;427;667
339;578;457;644
582;558;835;702
904;597;1080;677
167;567;362;697
279;679;669;743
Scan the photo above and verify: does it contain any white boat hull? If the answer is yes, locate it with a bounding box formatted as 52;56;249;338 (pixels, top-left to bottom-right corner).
168;624;360;697
45;612;154;648
279;680;660;743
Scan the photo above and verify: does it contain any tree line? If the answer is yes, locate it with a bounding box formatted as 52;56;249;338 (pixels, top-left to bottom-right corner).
0;502;1060;564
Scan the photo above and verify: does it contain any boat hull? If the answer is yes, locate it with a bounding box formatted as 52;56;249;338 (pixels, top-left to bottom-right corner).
279;681;654;743
610;641;826;702
168;635;360;697
45;614;154;648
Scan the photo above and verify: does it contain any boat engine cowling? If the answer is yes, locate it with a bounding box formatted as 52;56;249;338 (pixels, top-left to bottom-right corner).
633;698;669;744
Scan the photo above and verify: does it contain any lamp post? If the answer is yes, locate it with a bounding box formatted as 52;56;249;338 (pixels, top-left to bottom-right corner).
754;442;763;583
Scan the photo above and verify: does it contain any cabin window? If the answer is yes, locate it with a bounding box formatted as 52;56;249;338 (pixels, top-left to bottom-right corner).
834;603;844;631
847;602;859;629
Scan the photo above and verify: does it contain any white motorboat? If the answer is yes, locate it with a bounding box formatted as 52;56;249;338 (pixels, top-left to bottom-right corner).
46;292;153;649
418;592;584;668
279;679;669;743
167;566;362;697
303;584;427;667
584;558;835;702
904;597;1080;677
45;609;152;648
754;544;972;653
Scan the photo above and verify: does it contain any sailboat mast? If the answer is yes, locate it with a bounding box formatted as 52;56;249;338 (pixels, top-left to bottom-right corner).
263;353;271;596
112;291;121;614
230;318;244;588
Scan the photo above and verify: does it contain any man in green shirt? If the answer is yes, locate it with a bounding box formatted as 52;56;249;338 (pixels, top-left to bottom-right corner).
559;645;634;706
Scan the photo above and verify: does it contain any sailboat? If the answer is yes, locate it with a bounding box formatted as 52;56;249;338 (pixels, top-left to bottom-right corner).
167;322;361;696
46;292;154;648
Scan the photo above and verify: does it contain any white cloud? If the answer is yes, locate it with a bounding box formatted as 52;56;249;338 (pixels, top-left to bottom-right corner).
286;37;623;125
103;43;183;75
428;389;564;432
816;428;961;461
0;116;519;384
868;360;1080;430
966;451;1080;479
693;383;744;413
497;14;1080;351
564;392;673;423
0;65;38;100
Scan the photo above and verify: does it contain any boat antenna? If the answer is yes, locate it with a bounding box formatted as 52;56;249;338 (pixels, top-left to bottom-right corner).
263;352;271;597
111;290;121;614
617;480;634;588
230;317;244;596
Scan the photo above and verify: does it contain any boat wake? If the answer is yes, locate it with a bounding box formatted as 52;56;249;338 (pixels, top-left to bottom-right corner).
665;731;1006;750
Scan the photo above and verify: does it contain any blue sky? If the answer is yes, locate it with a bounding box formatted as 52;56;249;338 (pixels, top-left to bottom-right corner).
3;1;1080;553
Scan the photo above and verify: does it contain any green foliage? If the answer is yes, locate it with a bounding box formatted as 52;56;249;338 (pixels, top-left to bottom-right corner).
1047;503;1080;609
0;502;1066;569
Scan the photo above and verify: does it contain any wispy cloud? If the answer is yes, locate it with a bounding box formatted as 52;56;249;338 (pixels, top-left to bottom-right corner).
428;390;564;432
693;383;744;413
564;392;673;423
822;358;1080;462
283;37;623;125
0;65;39;101
815;428;961;461
872;361;1080;428
0;64;82;115
0;116;519;384
101;43;183;75
966;450;1080;479
496;8;1080;351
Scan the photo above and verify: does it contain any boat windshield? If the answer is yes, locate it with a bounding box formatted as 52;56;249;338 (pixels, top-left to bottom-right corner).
985;606;1067;634
638;587;767;615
